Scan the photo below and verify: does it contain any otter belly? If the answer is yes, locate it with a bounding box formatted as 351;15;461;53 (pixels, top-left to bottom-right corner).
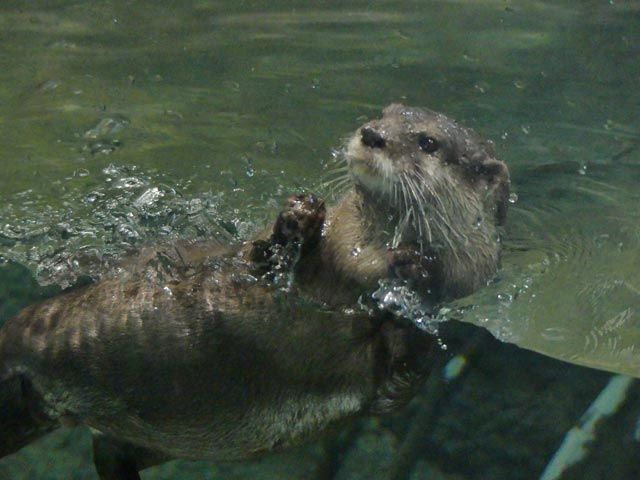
0;270;375;461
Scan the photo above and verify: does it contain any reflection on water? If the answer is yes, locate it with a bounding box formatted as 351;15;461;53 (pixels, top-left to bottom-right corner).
1;0;640;479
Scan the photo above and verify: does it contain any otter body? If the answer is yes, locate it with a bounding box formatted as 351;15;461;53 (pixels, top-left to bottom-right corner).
293;104;509;304
0;260;388;461
0;105;508;479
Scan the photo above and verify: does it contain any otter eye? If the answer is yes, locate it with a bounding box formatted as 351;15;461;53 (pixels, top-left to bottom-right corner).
418;134;439;153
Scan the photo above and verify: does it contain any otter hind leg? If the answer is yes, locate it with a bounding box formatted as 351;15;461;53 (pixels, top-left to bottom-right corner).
92;432;170;480
0;373;57;458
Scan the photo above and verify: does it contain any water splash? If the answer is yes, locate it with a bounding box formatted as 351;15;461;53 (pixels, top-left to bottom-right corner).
0;164;240;289
370;279;443;335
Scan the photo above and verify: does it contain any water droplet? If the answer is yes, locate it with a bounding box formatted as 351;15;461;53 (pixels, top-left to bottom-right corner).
102;164;121;176
115;177;146;189
38;79;60;91
186;198;203;215
578;164;587;175
508;192;518;204
351;246;361;257
245;164;255;178
497;293;513;303
85;191;103;203
134;187;163;208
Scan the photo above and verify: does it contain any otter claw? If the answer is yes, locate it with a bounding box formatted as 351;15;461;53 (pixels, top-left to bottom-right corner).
249;193;326;276
272;193;326;248
387;244;441;298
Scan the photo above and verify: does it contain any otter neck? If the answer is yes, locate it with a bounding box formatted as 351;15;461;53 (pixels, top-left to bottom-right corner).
353;186;419;246
354;185;454;254
327;186;502;302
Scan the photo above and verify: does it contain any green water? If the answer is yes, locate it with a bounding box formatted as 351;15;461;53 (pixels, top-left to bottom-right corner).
0;0;639;478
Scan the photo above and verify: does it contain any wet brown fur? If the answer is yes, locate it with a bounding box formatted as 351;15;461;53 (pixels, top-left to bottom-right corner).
290;104;509;304
0;104;507;478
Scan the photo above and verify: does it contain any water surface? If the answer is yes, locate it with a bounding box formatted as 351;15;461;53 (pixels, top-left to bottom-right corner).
1;0;639;478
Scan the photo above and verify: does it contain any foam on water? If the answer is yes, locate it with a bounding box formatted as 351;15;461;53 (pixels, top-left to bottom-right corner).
0;163;241;289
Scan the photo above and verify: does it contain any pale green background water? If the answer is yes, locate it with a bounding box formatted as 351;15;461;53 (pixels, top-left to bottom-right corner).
0;0;639;478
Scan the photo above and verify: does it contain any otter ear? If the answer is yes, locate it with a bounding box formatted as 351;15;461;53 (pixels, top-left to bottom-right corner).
480;158;510;226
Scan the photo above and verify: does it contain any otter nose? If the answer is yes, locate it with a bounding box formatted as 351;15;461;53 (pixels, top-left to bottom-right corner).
361;127;386;149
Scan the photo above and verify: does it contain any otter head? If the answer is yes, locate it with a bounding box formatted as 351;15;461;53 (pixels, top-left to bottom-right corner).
344;104;510;298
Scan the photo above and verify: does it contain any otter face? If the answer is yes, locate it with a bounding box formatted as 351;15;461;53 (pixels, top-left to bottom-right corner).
345;104;510;237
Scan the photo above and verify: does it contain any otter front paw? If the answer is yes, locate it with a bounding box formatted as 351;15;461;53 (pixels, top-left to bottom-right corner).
248;193;325;276
272;193;326;251
387;244;441;299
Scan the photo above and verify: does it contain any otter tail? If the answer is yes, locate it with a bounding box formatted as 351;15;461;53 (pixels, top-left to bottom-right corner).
0;373;56;458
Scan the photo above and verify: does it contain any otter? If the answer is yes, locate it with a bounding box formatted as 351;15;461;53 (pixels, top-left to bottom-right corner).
276;103;510;306
0;104;509;479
